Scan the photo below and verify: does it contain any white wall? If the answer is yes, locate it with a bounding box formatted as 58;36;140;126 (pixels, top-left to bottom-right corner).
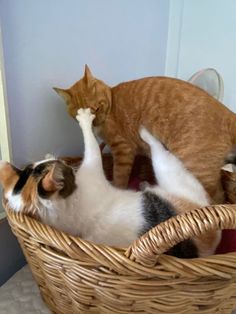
165;0;236;111
0;0;169;166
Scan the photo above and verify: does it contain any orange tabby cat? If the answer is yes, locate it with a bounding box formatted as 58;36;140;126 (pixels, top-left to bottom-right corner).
54;65;236;203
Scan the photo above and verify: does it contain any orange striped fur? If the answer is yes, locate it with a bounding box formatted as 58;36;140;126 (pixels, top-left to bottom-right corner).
54;65;236;203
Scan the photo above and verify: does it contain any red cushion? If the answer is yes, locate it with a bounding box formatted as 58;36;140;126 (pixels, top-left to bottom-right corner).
216;230;236;254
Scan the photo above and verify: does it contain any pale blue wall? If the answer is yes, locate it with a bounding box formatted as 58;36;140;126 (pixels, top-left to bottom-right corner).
166;0;236;111
0;0;170;166
0;0;170;282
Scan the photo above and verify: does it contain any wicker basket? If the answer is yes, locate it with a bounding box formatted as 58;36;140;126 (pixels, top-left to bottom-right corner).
4;155;236;314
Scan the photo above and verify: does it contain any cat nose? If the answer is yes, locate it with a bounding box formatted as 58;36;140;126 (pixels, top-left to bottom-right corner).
90;107;99;114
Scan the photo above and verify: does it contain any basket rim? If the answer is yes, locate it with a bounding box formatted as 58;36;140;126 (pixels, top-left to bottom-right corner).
5;201;236;269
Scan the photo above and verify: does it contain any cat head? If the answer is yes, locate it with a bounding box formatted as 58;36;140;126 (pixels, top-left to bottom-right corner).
0;158;76;217
54;65;112;126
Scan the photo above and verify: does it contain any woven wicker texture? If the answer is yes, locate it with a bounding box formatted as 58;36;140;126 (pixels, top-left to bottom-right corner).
4;156;236;314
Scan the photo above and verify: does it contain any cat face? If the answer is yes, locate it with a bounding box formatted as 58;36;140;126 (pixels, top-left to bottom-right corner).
54;65;112;126
0;159;76;216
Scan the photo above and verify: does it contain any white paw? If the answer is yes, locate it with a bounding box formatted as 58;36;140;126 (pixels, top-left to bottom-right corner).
76;108;95;126
139;127;156;145
139;127;164;150
139;127;150;143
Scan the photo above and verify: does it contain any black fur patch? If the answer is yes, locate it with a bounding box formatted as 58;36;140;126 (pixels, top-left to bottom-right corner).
141;191;198;258
13;165;33;194
13;161;77;200
58;165;77;198
37;162;77;199
13;162;54;195
32;163;48;177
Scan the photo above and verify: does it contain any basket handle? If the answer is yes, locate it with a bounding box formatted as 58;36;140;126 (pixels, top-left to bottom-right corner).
125;204;236;265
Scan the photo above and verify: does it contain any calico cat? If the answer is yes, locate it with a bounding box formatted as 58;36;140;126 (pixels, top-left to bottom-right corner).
0;109;220;257
54;65;236;203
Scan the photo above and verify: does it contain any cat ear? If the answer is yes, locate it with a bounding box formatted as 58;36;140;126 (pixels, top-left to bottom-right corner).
84;64;94;85
53;87;72;103
0;161;20;190
44;153;56;160
41;164;64;193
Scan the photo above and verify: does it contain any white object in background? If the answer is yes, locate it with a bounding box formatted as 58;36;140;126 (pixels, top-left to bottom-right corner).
188;68;224;102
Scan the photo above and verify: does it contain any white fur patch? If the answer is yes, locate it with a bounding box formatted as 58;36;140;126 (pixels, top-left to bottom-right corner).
44;153;56;160
6;190;24;212
33;157;56;168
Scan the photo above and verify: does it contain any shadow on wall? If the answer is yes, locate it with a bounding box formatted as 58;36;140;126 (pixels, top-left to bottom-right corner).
0;219;26;286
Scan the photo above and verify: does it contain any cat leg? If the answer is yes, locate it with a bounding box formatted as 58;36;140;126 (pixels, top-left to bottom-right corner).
139;127;209;206
140;128;220;256
76;108;104;172
111;141;135;188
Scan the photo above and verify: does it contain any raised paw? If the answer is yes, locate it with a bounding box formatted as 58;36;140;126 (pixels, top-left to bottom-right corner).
76;108;95;126
139;127;150;143
139;127;156;145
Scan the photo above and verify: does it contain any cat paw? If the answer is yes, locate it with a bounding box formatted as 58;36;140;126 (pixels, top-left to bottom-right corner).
139;127;154;144
76;108;95;126
140;127;166;151
139;181;151;191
